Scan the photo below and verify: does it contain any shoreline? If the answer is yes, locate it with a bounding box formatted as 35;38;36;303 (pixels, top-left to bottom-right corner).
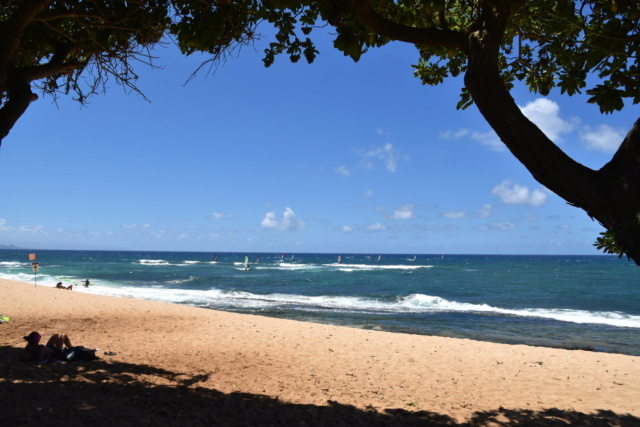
6;274;632;357
1;278;639;425
3;250;639;357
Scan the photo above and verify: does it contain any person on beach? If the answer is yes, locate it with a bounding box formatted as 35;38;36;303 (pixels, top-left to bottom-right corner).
55;282;73;290
21;332;73;362
83;279;91;288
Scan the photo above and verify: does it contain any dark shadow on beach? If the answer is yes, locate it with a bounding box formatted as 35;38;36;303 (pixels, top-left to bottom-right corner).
0;346;637;426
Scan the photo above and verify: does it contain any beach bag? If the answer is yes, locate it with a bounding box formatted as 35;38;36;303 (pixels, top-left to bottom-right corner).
64;346;98;362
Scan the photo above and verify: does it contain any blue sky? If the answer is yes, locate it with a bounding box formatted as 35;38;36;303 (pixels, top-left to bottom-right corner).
0;29;636;255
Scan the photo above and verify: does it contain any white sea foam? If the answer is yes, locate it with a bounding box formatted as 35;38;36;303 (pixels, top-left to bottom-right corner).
74;282;640;329
2;268;638;330
326;263;433;271
0;271;41;283
165;276;197;285
399;294;640;328
268;263;322;271
0;261;26;268
138;259;171;265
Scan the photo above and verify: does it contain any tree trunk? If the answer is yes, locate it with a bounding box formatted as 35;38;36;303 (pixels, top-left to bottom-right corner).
0;0;52;145
465;2;640;264
0;68;36;142
596;119;640;263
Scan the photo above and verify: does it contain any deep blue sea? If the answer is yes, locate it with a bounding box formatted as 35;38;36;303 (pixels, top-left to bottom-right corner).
2;250;639;356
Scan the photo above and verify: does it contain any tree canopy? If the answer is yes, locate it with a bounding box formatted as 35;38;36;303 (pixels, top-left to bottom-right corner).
1;0;640;262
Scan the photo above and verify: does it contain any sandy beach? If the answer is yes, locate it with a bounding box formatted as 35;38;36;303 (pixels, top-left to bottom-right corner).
1;278;639;426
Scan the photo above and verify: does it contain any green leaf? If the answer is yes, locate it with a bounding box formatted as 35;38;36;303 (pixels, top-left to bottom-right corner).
456;88;473;110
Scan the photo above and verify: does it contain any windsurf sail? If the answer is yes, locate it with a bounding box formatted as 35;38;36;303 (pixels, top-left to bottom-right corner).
337;255;342;264
244;256;249;270
213;254;218;262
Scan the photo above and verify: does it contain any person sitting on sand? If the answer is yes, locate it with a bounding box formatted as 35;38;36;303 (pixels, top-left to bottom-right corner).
21;331;73;362
55;282;72;290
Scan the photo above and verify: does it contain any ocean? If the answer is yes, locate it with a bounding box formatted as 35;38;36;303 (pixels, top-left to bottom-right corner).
2;250;639;356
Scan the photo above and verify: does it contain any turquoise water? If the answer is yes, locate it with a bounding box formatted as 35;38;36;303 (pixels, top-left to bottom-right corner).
2;250;639;355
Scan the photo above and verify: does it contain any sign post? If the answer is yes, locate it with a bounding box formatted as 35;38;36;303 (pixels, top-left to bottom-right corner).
29;253;37;287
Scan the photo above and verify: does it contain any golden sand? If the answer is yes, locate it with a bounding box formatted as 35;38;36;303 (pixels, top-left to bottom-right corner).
1;278;638;425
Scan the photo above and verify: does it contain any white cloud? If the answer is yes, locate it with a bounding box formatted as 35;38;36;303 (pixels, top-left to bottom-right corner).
442;210;467;219
150;230;167;239
366;222;386;231
17;225;44;234
440;129;471;139
260;212;278;228
360;143;400;172
440;129;504;151
341;226;352;232
0;219;46;235
260;207;305;231
519;98;578;141
488;221;518;230
335;165;351;177
122;223;152;229
209;212;227;219
441;98;579;151
441;204;494;219
390;204;414;219
476;204;495;218
361;189;374;198
580;124;625;152
470;131;504;151
492;180;547;206
374;127;390;136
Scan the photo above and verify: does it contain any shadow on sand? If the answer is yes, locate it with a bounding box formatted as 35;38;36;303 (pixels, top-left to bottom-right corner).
0;346;637;426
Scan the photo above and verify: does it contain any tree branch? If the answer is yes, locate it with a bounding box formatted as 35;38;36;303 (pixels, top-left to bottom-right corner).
351;0;468;52
1;0;53;34
465;0;600;208
18;43;81;82
0;0;54;84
